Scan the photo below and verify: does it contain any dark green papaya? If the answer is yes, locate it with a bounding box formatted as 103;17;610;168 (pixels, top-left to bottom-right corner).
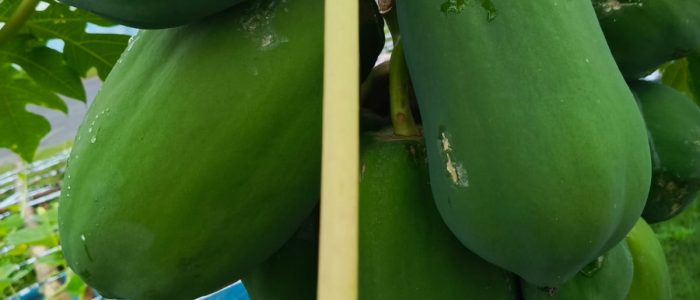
522;241;634;300
397;0;651;286
243;209;319;300
58;0;323;299
593;0;700;79
630;80;700;223
58;0;245;29
625;219;672;300
359;129;517;300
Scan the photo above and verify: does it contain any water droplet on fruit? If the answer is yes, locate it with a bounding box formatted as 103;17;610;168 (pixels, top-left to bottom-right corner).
90;136;97;144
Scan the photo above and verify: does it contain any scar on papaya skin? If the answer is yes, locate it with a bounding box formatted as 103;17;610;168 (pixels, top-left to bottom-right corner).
600;0;643;12
439;132;469;187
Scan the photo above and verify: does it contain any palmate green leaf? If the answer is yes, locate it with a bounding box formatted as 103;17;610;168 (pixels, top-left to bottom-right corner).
23;1;130;80
0;0;129;161
0;66;66;161
0;35;85;100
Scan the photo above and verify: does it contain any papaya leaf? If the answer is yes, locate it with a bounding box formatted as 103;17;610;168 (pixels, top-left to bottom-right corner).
21;1;130;79
9;267;31;281
63;271;87;296
0;66;66;162
0;0;129;160
5;224;56;247
0;35;85;100
36;250;63;266
0;262;16;278
0;214;24;238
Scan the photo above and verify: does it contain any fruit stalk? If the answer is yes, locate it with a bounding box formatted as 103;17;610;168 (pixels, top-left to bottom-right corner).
0;0;39;45
389;41;419;137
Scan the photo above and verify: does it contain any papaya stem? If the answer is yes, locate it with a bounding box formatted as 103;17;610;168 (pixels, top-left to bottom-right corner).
0;0;40;45
389;40;419;137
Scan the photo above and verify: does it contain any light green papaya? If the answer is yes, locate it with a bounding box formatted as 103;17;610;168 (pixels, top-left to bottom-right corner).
243;209;319;300
359;129;517;300
522;241;634;300
396;0;651;286
625;219;672;300
630;80;700;223
58;0;323;299
593;0;700;79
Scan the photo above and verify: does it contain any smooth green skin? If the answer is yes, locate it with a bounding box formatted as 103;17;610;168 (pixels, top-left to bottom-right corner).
359;130;517;300
243;209;319;300
58;0;245;29
58;0;323;299
522;241;634;300
593;0;700;79
397;0;651;287
631;80;700;223
625;219;672;300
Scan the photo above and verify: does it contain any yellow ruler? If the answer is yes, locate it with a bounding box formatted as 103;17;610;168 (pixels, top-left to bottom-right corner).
317;0;359;299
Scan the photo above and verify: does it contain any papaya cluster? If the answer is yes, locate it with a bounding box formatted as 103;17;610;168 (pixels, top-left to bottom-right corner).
56;0;700;299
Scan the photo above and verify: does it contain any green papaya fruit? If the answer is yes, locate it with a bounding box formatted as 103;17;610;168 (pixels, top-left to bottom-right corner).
593;0;700;79
359;129;517;300
625;219;672;300
630;80;700;223
58;0;245;29
243;209;319;300
522;241;634;300
396;0;651;286
58;0;323;298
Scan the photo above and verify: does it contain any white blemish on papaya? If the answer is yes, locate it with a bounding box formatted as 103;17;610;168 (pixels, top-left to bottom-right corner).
441;132;452;152
600;0;643;13
439;132;469;187
240;0;289;50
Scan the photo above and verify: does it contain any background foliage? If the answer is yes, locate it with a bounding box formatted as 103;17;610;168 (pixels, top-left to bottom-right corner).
0;0;128;163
